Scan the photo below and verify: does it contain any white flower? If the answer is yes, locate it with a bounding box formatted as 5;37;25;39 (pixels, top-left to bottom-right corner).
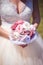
29;25;36;31
13;32;20;39
22;21;30;30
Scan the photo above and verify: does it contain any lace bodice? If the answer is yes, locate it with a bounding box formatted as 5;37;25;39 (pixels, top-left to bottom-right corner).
1;0;33;33
1;0;33;23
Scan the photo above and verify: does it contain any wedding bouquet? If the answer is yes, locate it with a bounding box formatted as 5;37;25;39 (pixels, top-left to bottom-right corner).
9;20;37;45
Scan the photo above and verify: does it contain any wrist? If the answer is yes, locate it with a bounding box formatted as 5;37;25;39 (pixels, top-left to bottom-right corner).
33;23;39;29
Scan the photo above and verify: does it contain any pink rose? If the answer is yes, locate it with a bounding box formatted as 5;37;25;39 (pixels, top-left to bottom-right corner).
11;20;24;31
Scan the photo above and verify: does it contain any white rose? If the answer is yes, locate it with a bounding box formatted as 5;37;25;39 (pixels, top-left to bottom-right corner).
13;32;20;39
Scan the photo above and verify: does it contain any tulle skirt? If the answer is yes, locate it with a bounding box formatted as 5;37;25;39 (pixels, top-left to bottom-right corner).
0;34;43;65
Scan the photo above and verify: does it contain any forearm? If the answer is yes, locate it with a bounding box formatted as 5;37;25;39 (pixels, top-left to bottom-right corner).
32;0;40;29
0;26;9;39
32;13;40;28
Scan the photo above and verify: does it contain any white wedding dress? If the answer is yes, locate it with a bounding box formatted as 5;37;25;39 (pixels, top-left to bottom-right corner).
0;0;43;65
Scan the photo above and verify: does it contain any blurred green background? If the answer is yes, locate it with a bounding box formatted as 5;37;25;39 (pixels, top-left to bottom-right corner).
38;0;43;38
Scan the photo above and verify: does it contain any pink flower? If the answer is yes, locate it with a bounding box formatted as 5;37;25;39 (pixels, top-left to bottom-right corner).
16;24;23;33
11;20;24;31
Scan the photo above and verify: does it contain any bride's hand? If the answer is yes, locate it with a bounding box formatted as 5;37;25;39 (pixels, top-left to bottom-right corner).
29;24;36;37
9;30;20;40
29;23;39;37
0;26;9;39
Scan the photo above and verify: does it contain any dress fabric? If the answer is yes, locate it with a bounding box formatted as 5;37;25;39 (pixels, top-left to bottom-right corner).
0;0;43;65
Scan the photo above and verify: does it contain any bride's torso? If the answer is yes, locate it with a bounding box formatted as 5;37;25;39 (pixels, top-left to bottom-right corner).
1;0;33;33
